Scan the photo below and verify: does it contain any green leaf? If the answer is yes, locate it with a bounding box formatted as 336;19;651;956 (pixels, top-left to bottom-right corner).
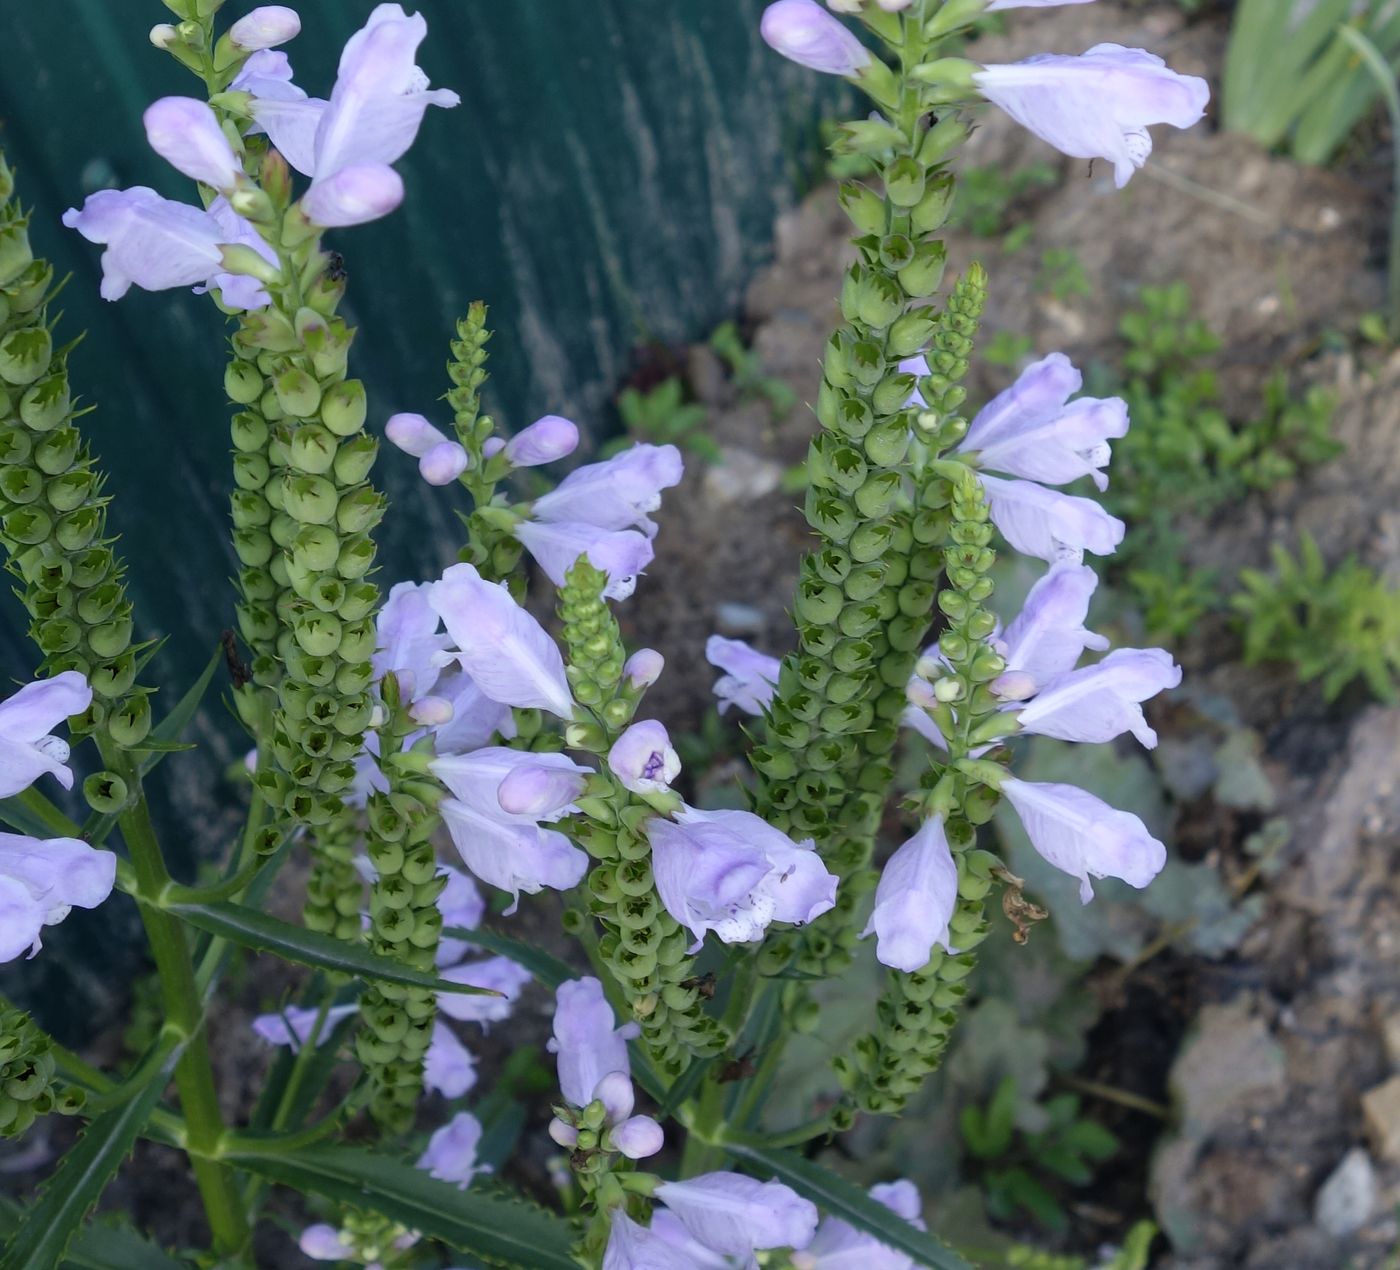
140;644;223;775
171;901;494;997
0;1198;189;1270
227;1143;579;1269
0;1037;183;1270
0;786;80;838
726;1144;972;1270
447;925;575;989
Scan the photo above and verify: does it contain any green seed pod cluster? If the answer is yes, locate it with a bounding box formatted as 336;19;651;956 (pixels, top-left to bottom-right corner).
763;264;990;983
444;304;520;581
230;272;385;835
746;68;974;975
301;801;365;942
355;695;446;1133
558;562;725;1074
838;472;1006;1116
0;153;150;745
0;1003;86;1139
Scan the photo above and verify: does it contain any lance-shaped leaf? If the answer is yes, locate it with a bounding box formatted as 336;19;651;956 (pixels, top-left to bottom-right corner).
0;1197;188;1270
169;901;493;997
226;1142;578;1269
0;1036;184;1270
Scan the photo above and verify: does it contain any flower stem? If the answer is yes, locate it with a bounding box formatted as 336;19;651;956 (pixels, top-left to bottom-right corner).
105;745;250;1259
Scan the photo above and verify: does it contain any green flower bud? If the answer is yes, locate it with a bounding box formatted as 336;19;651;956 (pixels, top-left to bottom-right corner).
837;180;887;235
898;241;948;298
18;372;70;432
83;770;129;813
282;473;338;525
108;694;152;747
224;360;263;404
333;433;378;485
0;325;51;386
274;368;322;418
321;379;367;436
883;155;926;208
288;424;338;475
336;486;384;535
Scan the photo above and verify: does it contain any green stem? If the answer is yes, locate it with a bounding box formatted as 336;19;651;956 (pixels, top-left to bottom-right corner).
104;746;250;1259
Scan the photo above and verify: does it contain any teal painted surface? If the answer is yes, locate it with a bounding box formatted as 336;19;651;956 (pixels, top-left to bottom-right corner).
0;0;835;1028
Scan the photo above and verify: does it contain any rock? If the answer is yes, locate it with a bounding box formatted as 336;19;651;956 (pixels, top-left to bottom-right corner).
1313;1148;1377;1236
714;602;766;637
1362;1076;1400;1162
701;446;784;505
1170;1000;1287;1133
1382;1013;1400;1068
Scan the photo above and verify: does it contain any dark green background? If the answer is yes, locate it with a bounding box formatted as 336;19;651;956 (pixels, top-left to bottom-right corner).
0;0;834;1027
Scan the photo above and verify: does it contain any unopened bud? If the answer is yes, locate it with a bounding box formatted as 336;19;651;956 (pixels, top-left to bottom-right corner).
504;414;579;467
593;1070;634;1124
149;23;179;47
385;412;449;458
933;677;963;702
419;441;469;486
610;1115;664;1160
409;695;454;727
229;5;301;50
623;648;664;689
548;1117;579;1148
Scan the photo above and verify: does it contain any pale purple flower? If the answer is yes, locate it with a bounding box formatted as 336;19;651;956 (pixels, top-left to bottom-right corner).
514;519;654;601
975;44;1210;188
431;746;589;824
962;355;1128;491
0;833;117;963
439;799;586;912
143;97;243;191
249;3;458;225
646;805;837;948
374;580;448;700
385;411;450;457
603;1212;739;1270
435;862;486;965
299;162;405;227
251;1002;358;1049
436;954;533;1025
432;671;516;754
229;5;302;50
299;1225;354;1262
978;474;1124;562
418;439;470;486
624;648;665;689
994;561;1108;698
230;49;306;100
531;443;683;538
863;816;959;974
608;720;681;795
549;977;639;1107
1002;777;1167;902
63;188;228;302
793;1179;925;1270
705;636;781;716
760;0;871;77
417;1111;486;1189
424;1019;478;1098
0;671;91;797
430;563;574;719
202;196;278;308
611;1114;665;1160
1016;647;1181;748
656;1172;819;1258
505;415;580;467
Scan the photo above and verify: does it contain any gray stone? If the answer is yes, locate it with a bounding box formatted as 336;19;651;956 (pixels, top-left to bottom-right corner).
1313;1148;1376;1236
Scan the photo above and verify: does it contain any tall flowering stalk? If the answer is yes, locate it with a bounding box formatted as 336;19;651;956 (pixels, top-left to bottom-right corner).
0;1;1212;1267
